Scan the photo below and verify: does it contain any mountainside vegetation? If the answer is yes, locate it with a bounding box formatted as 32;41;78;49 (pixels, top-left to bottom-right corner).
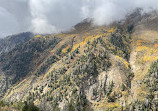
0;32;34;55
0;10;158;111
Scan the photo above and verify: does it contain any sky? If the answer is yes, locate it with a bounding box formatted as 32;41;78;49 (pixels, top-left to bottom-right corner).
0;0;158;38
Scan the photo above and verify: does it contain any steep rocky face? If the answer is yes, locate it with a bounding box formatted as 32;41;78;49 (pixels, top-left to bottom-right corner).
0;10;158;111
126;11;158;110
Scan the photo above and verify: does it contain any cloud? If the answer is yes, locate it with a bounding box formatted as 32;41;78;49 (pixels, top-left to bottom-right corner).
0;0;30;38
31;17;59;33
0;0;158;37
29;0;83;34
0;7;19;37
80;0;158;26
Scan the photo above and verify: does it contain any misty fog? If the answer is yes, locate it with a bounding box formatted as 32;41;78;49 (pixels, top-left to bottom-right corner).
0;0;158;38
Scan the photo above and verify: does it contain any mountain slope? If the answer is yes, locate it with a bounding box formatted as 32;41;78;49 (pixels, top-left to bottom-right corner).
0;32;34;55
0;10;158;111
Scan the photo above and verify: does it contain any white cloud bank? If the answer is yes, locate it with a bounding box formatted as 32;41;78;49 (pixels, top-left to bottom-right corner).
0;0;158;38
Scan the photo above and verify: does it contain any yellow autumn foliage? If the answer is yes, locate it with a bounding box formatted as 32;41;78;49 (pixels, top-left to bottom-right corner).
116;55;129;68
84;35;92;42
72;41;85;51
4;90;14;99
108;103;120;108
108;28;116;33
72;34;102;51
136;46;149;52
137;40;143;46
122;91;126;95
62;45;70;53
106;44;114;50
72;28;118;52
116;55;122;61
143;56;158;62
124;60;129;69
154;44;158;47
136;41;158;62
97;103;105;108
147;49;157;55
43;36;47;40
35;35;42;38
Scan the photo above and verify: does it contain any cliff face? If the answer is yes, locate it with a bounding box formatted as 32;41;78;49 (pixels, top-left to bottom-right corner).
0;10;158;111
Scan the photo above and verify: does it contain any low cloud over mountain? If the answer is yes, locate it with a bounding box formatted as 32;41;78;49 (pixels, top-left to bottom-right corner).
0;0;158;38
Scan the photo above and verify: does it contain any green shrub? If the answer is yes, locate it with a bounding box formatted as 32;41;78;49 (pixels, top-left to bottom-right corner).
22;101;39;111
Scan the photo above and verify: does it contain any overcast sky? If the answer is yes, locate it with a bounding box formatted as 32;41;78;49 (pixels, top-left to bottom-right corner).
0;0;158;38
